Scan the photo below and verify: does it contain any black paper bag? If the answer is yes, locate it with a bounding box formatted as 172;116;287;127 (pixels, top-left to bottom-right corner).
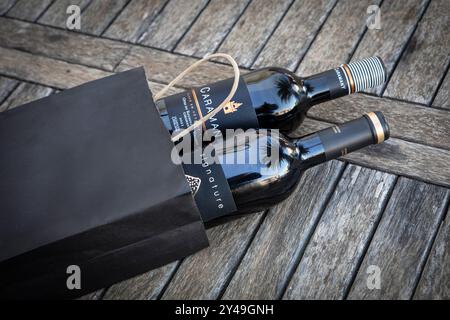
0;68;209;299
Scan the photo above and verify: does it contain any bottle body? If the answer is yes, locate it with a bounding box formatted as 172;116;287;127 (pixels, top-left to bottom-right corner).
157;67;305;135
239;67;307;133
220;130;302;215
182;130;302;223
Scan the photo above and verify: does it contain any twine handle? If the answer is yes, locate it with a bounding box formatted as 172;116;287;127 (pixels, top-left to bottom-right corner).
153;53;240;142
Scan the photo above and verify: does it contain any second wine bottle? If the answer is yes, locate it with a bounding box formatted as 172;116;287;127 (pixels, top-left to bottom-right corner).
182;111;390;224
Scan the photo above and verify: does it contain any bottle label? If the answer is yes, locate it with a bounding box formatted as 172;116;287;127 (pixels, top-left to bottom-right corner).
304;68;350;105
157;77;258;134
182;153;236;222
322;68;351;99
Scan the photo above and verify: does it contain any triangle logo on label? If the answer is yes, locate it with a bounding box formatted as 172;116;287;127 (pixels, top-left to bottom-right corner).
185;174;201;196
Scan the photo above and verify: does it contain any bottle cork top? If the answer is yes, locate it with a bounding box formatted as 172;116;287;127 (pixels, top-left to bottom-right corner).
364;111;390;144
340;56;386;93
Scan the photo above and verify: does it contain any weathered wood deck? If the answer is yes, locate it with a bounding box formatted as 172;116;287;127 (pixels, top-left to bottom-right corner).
0;0;448;300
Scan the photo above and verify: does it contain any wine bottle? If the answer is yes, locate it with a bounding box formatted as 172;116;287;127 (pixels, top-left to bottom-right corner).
157;57;386;135
182;112;389;223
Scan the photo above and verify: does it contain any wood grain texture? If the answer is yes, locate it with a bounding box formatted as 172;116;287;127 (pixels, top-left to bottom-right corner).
0;0;16;15
347;178;449;299
384;0;450;105
139;0;209;50
78;290;104;300
218;0;292;68
39;0;92;28
103;262;178;300
161;213;263;299
283;165;396;299
352;0;429;95
433;70;450;110
297;0;380;76
146;81;183;97
0;77;19;110
2;1;448;301
0;82;53;112
79;0;128;36
414;207;450;299
0;17;130;71
103;0;167;42
305;94;450;150
0;47;111;89
6;0;52;21
253;0;337;70
296;118;450;188
174;0;251;58
222;161;345;300
116;45;239;88
0;46;179;98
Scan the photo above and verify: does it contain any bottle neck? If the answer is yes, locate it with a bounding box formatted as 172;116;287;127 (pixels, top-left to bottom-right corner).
294;112;389;170
302;67;350;106
302;56;386;106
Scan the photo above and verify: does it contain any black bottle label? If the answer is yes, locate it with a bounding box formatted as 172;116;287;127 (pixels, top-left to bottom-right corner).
182;154;236;222
157;76;258;133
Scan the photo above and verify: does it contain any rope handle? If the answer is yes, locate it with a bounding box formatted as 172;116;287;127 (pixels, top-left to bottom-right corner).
153;53;240;142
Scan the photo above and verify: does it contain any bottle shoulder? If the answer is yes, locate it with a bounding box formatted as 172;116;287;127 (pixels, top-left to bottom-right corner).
243;67;303;84
219;130;300;187
243;68;308;133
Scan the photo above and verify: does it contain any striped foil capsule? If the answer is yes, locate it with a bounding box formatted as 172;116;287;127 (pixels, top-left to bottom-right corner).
340;56;386;93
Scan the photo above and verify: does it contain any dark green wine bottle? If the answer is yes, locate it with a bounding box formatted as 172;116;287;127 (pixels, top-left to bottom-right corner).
182;111;390;223
157;57;386;135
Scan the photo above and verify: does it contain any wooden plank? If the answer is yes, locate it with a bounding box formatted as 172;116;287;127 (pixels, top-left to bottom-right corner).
252;0;337;70
39;0;91;29
384;0;450;105
0;82;54;112
138;0;209;51
103;262;178;300
297;118;450;188
283;165;396;299
218;0;292;68
0;47;111;89
297;0;380;76
117;45;238;88
0;0;17;15
161;213;263;299
6;0;53;21
103;0;167;43
222;161;344;299
342;138;450;189
347;178;448;299
0;46;179;97
0;17;130;71
433;70;450;110
0;77;19;111
305;94;450;150
414;207;450;299
174;0;251;58
352;0;429;95
79;0;128;36
0;21;228;87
